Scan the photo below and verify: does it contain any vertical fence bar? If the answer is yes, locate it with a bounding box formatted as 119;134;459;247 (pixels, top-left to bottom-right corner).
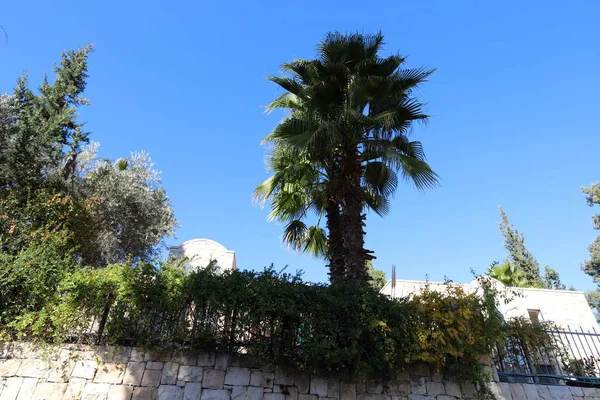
580;326;596;377
592;327;600;376
568;325;585;364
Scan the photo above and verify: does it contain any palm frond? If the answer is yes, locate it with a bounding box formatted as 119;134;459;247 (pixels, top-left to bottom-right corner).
267;76;305;97
394;155;439;190
363;161;398;197
303;225;328;258
283;219;308;252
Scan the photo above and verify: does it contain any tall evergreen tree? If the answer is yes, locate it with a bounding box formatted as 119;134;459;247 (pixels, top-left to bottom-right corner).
0;45;92;193
498;207;543;286
582;182;600;281
581;182;600;317
497;207;564;289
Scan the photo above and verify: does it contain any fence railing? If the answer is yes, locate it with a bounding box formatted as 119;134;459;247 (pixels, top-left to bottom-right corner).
494;326;600;387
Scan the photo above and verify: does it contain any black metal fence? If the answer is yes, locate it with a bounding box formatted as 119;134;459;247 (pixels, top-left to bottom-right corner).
494;326;600;386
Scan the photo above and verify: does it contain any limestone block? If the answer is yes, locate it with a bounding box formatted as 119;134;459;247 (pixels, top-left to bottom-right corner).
72;360;97;380
424;381;445;397
436;397;455;400
158;385;184;400
108;384;134;400
298;395;317;400
251;371;274;388
47;350;75;382
173;351;198;366
63;378;87;400
569;386;584;397
145;350;173;363
133;386;158;400
198;353;216;368
510;384;526;400
112;347;133;363
295;373;309;394
536;385;553;400
184;383;202;400
142;369;164;388
162;362;180;385
201;389;230;400
459;382;478;399
247;386;264;400
406;396;432;400
1;377;23;400
274;369;294;386
16;359;49;378
547;385;574;400
177;366;203;383
224;368;250;386
94;345;116;362
264;394;285;400
16;377;38;399
147;362;165;371
72;348;96;361
31;382;67;400
430;374;443;383
582;387;598;397
366;381;382;395
326;379;339;398
489;382;511;400
0;360;20;377
11;342;37;359
443;381;461;398
357;395;391;400
203;370;225;389
286;386;299;400
340;381;356;400
131;348;146;362
522;384;539;400
409;377;426;396
385;381;409;397
124;362;146;386
94;363;125;384
0;342;10;359
231;386;247;400
214;354;229;371
310;376;327;397
80;382;111;400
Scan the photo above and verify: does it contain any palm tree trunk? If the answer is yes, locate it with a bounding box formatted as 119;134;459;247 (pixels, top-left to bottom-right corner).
339;147;372;281
325;201;345;282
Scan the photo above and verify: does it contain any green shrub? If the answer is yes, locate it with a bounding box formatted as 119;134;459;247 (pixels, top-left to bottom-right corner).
0;262;552;398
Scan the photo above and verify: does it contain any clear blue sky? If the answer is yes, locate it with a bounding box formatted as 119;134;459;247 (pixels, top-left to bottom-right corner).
1;1;599;289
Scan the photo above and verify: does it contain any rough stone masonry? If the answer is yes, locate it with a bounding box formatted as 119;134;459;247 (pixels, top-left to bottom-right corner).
0;342;596;399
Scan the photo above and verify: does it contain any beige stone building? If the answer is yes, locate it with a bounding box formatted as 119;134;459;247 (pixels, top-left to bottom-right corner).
380;278;598;331
168;238;237;274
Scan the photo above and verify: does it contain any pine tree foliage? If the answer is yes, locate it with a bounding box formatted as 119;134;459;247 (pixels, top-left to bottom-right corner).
497;207;564;289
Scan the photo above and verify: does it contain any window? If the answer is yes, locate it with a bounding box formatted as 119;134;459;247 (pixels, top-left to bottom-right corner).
528;309;541;324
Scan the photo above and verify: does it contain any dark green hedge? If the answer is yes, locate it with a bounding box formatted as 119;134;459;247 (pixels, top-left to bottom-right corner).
1;260;545;397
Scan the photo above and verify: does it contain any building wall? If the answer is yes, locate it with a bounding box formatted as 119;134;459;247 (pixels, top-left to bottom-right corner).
0;342;595;400
381;279;598;332
496;287;598;331
168;238;236;274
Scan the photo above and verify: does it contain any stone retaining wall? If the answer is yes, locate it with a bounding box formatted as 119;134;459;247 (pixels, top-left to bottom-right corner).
0;342;596;399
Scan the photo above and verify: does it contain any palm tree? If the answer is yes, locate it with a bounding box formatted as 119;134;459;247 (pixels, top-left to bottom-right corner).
489;262;527;287
261;31;438;282
254;139;392;281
